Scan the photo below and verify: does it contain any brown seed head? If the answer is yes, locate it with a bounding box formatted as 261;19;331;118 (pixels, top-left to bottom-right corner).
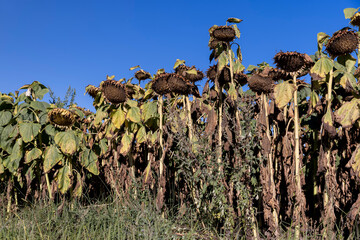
151;73;171;95
101;80;127;104
325;28;359;58
350;12;360;27
175;65;204;82
48;108;75;129
135;70;151;81
211;26;236;42
248;74;274;93
274;51;314;75
85;85;99;99
168;73;192;95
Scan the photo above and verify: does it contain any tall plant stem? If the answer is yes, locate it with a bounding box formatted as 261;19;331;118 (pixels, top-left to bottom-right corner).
129;148;137;199
323;67;335;236
38;134;52;200
217;86;223;168
262;93;279;234
158;96;165;210
185;95;200;209
228;45;242;136
185;96;193;142
293;73;304;239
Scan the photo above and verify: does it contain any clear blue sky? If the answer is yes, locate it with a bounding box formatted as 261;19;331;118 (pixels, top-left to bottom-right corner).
0;0;358;111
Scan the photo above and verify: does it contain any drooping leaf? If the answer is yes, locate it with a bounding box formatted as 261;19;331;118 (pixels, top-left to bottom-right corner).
44;145;63;173
25;148;42;164
228;83;237;101
334;98;360;128
344;8;359;19
120;132;134;156
317;32;330;51
99;138;108;156
3;138;23;173
233;59;244;74
173;59;185;69
72;171;83;197
218;51;228;72
126;100;138;108
55;164;72;194
111;108;126;129
232;24;241;39
19;122;41;143
322;109;336;137
339;72;356;90
30;101;50;112
44;124;56;136
127;107;141;123
141;101;158;122
136;125;147;144
80;148;99;175
0;111;12;126
311;57;333;78
310;90;319;109
273;81;296;109
54;131;78;155
94;110;107;127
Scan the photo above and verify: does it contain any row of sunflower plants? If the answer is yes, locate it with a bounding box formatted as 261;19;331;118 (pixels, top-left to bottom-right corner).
3;7;360;239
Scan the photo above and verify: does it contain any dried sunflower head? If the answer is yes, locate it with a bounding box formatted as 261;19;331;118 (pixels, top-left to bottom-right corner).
210;26;236;42
325;28;358;58
85;85;99;99
100;80;127;104
168;73;192;95
206;65;217;82
206;65;232;85
350;12;360;27
234;72;248;86
175;65;204;83
274;51;314;75
208;39;227;50
248;74;274;94
151;73;171;95
135;70;151;81
48;108;75;129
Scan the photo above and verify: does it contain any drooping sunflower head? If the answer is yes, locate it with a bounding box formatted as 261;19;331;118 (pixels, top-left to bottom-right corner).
175;65;204;83
350;12;360;27
48;108;75;129
85;85;100;99
100;80;127;104
135;70;151;81
325;28;359;58
248;74;274;94
168;73;192;95
210;26;236;42
274;51;314;75
151;73;171;95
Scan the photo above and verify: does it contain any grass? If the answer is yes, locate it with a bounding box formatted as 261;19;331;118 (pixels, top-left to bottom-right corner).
0;196;214;240
1;193;358;239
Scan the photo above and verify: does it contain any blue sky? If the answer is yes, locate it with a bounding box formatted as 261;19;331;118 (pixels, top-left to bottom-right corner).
0;0;358;111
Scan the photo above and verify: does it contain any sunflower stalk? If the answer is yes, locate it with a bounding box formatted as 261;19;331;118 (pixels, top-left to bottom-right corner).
158;96;165;211
227;45;242;136
323;67;335;236
262;93;279;235
293;73;302;239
